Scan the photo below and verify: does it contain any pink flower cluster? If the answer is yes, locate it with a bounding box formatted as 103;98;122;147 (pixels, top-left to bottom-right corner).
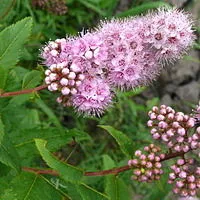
128;144;165;182
147;105;199;152
41;8;195;115
128;104;200;197
168;158;200;197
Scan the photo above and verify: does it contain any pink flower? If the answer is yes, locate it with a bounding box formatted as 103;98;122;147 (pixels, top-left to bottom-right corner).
144;8;195;61
72;76;112;116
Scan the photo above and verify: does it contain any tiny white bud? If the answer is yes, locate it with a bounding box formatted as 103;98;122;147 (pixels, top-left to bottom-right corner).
75;80;82;87
62;68;70;75
45;69;51;76
49;73;57;81
56;97;62;103
45;77;51;84
50;42;58;49
57;62;66;69
77;74;85;81
70;63;81;72
55;39;61;43
50;82;58;91
70;88;77;95
50;50;58;56
48;85;53;91
68;72;76;80
50;64;57;71
61;87;70;95
60;78;68;86
68;80;75;86
84;50;93;59
44;47;50;52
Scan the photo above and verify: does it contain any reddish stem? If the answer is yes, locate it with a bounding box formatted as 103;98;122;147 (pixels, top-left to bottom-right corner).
22;150;187;177
0;84;48;97
22;167;59;176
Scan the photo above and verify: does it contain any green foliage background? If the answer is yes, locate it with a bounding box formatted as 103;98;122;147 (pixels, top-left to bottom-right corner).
0;0;199;199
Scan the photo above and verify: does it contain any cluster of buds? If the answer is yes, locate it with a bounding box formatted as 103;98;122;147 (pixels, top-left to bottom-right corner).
128;104;200;197
128;144;165;182
147;105;197;152
45;62;85;106
168;158;200;197
41;8;195;115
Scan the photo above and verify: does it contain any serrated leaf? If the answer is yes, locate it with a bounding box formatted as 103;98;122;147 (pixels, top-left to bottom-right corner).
1;172;69;200
0;67;8;90
77;183;109;200
22;70;42;89
35;139;84;184
99;125;133;158
14;128;90;165
117;2;170;17
0;17;33;68
0;0;15;20
0;134;20;173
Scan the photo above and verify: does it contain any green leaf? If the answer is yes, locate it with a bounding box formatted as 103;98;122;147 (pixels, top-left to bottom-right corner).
0;0;15;20
103;154;115;169
117;2;170;17
1;172;69;200
35;139;84;184
103;155;131;200
22;70;42;89
35;139;109;199
14;128;90;165
99;125;133;158
0;116;5;144
0;67;8;90
77;183;109;200
0;17;33;68
0;134;20;173
19;109;40;129
77;0;106;16
35;98;63;129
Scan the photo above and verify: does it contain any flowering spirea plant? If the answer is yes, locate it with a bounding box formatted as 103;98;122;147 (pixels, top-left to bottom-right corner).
41;8;195;116
128;105;200;197
0;3;199;200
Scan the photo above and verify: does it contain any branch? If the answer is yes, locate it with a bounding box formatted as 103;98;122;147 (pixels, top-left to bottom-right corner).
22;150;187;177
22;167;59;176
0;84;48;98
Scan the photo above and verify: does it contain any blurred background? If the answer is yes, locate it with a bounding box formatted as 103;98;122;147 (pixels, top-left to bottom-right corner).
0;0;199;199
